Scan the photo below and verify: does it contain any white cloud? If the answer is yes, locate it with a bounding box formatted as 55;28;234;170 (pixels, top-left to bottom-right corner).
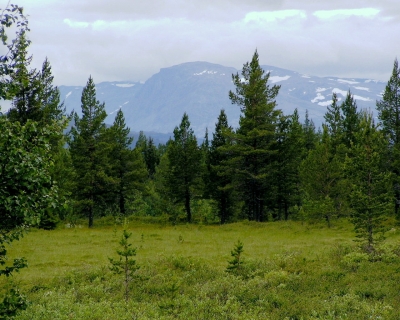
313;8;380;20
244;10;306;23
63;19;89;28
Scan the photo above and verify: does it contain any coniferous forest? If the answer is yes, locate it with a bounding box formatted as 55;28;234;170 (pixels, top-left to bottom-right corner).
3;5;400;319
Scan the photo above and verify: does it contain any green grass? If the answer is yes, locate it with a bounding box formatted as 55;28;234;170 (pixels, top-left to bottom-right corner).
3;218;400;319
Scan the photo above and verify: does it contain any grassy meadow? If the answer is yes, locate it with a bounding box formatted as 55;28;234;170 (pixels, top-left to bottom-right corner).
3;218;400;319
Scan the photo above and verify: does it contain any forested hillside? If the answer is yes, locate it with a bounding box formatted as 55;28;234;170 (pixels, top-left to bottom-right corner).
2;4;400;319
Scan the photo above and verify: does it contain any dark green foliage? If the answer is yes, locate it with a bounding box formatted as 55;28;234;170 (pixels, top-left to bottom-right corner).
303;109;317;152
377;59;400;219
166;113;203;222
226;240;244;274
345;113;392;251
0;118;64;316
274;110;303;220
300;128;343;227
208;110;235;223
107;109;147;215
0;288;27;319
69;76;110;227
228;50;281;221
109;229;140;302
0;118;63;231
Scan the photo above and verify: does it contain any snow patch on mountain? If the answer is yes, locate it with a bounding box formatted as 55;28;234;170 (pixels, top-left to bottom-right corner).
318;101;332;107
269;75;291;83
316;87;328;93
337;79;359;84
332;88;349;96
354;86;370;91
65;91;72;99
116;83;135;88
333;88;371;101
194;70;218;76
353;95;371;101
311;93;325;103
302;75;310;78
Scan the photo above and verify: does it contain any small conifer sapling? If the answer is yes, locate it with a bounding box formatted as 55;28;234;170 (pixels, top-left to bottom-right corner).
226;240;244;274
109;229;139;302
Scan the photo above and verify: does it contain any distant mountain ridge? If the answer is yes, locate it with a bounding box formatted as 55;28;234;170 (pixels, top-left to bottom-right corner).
59;62;386;139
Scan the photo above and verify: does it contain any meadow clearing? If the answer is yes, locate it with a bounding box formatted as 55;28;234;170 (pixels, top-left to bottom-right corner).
3;218;400;319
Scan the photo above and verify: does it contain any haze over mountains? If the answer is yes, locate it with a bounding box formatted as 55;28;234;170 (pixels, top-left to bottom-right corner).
59;62;386;140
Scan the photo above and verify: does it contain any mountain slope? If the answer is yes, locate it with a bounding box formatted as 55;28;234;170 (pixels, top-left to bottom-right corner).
59;62;386;136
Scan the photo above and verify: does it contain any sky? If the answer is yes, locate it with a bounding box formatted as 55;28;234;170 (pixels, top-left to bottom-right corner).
4;0;400;86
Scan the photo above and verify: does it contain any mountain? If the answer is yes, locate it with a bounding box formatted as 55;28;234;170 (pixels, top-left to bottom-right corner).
59;62;386;138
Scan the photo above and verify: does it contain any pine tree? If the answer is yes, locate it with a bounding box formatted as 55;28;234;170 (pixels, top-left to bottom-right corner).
69;76;111;227
376;59;400;219
167;113;202;222
345;112;392;251
227;50;281;221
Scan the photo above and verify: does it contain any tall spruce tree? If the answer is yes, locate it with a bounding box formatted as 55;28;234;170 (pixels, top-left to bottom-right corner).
209;110;235;223
303;109;318;153
69;76;111;227
167;113;202;222
227;50;281;221
376;59;400;219
345;112;392;251
108;109;147;215
274;110;303;220
300;128;343;227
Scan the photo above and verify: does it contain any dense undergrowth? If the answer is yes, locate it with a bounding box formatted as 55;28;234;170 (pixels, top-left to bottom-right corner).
3;219;400;319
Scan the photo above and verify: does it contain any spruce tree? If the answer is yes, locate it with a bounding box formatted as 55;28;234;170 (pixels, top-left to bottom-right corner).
345;112;392;251
303;109;318;153
209;110;235;223
108;109;147;215
300;128;343;227
376;59;400;219
227;50;281;221
274;110;303;220
167;113;202;222
69;76;110;227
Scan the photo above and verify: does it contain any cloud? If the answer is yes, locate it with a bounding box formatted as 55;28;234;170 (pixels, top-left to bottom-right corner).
63;19;89;28
313;8;380;20
9;0;400;86
243;10;306;23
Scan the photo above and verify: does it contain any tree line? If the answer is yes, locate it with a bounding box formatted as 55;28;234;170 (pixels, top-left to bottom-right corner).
2;8;400;250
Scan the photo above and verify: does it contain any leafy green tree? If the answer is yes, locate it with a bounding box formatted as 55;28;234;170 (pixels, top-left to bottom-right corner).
69;76;111;227
228;50;281;221
167;113;203;222
376;59;400;219
0;5;64;316
209;110;235;223
345;113;392;251
0;118;64;316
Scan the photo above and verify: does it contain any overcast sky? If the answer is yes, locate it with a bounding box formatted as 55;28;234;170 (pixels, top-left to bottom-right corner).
6;0;400;86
